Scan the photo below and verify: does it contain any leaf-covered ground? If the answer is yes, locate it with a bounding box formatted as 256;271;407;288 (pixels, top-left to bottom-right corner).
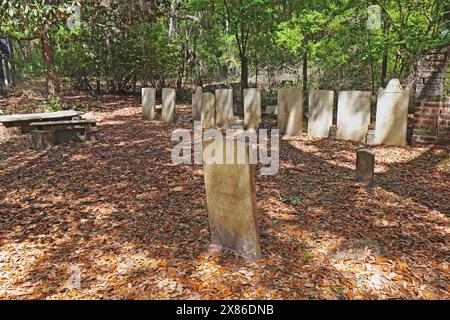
0;95;449;299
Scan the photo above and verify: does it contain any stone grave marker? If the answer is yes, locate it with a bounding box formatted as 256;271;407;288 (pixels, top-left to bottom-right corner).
215;89;233;127
308;89;334;138
355;148;375;182
162;88;176;123
374;79;410;146
201;93;216;129
278;88;303;136
244;88;261;129
202;137;261;258
337;90;371;142
142;88;156;120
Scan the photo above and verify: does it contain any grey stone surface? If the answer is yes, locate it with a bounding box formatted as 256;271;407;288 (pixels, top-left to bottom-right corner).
201;93;216;129
142;88;156;120
278;88;303;136
355;148;375;182
244;88;261;129
337;91;371;142
308;89;334;138
374;79;410;146
215;89;233;127
162;88;176;123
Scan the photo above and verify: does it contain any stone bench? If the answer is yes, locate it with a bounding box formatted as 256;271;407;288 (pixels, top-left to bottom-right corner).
30;119;98;150
0;110;85;137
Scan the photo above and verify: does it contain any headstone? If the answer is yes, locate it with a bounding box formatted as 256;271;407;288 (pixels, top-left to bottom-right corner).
278;88;303;135
355;148;375;182
203;138;261;258
192;86;203;121
201;92;216;129
142;88;156;120
374;79;410;146
265;105;278;115
215;89;233;127
244;88;261;129
337;91;371;142
308;89;334;138
162;88;176;123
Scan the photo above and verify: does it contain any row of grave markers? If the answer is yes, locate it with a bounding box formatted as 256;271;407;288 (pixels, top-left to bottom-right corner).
144;79;410;147
172;78;409;146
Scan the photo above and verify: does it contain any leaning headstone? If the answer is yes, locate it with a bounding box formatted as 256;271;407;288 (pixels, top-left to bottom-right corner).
278;88;303;136
244;88;261;129
162;88;176;123
202;138;261;258
337;91;371;142
192;86;203;121
374;79;410;146
308;89;334;138
355;148;375;182
215;89;233;127
201;92;216;129
142;88;156;120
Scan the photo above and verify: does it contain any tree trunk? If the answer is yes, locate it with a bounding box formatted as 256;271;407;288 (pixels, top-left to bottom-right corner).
40;33;59;95
302;51;308;92
240;55;249;114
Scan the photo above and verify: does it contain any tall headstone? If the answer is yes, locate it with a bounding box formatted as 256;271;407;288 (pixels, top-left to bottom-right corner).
355;148;375;182
142;88;156;120
192;86;203;121
244;88;261;129
201;92;216;129
215;88;233;127
308;89;334;138
374;79;410;146
203;138;261;258
162;88;176;123
278;88;303;135
337;91;371;142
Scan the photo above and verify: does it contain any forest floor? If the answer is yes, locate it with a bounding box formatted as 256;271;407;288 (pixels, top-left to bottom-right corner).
0;94;449;299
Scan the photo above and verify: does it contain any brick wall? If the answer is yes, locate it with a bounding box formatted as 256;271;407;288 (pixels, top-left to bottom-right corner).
413;45;450;144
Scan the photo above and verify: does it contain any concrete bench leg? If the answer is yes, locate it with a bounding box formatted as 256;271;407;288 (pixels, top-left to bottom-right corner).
31;130;56;150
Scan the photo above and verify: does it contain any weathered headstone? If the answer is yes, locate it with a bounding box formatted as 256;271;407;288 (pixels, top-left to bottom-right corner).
265;105;278;115
202;138;261;258
31;130;55;150
192;86;203;121
308;89;334;138
355;148;375;182
244;88;261;129
215;89;233;127
337;91;371;142
162;88;176;123
142;88;156;120
278;88;303;136
201;92;216;129
374;79;410;146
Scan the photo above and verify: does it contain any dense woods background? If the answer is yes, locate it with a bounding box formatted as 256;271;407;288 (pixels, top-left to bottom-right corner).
0;0;449;98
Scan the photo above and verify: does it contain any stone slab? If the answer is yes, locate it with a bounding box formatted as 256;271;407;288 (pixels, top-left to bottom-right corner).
192;86;203;121
162;88;176;123
244;88;261;129
355;148;375;182
215;89;233;127
142;88;156;120
201;93;216;129
308;89;334;138
0;110;85;123
337;91;371;142
278;88;303;136
374;79;410;146
202;138;261;258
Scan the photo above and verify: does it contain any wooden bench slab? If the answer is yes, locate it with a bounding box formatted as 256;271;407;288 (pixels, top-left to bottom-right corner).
0;110;85;123
30;119;97;127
